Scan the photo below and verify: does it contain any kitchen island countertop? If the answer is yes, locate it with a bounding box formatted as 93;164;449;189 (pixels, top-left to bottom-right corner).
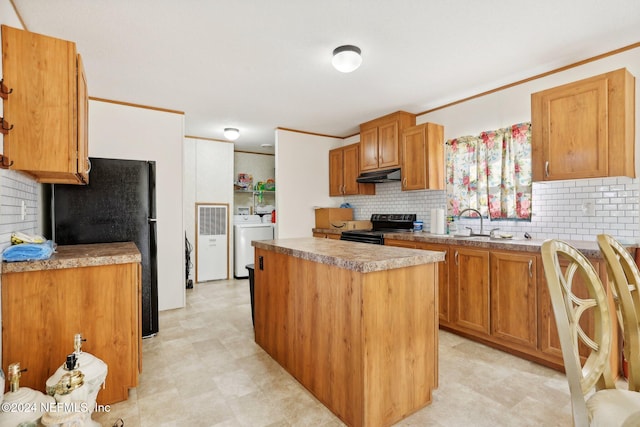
252;237;445;273
1;241;141;274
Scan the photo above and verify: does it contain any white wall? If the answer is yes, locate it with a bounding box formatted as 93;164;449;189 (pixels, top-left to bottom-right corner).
275;130;343;238
89;100;185;311
183;137;234;281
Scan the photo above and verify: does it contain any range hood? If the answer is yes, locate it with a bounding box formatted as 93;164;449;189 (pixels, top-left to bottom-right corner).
356;168;401;183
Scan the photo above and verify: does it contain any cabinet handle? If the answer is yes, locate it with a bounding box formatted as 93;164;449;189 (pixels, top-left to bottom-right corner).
528;259;533;277
402;177;407;188
0;79;12;99
544;161;549;177
454;250;459;266
0;155;13;168
0;117;14;132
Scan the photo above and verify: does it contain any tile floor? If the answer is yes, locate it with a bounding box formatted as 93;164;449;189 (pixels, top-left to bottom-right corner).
94;278;574;427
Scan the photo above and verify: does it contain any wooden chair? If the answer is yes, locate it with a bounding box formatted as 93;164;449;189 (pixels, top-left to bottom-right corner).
541;239;640;426
597;234;640;392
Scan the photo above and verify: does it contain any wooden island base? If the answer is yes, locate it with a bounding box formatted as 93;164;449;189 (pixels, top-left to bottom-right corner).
253;240;440;427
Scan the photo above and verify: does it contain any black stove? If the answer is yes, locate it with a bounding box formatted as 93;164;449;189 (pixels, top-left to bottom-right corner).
340;214;416;245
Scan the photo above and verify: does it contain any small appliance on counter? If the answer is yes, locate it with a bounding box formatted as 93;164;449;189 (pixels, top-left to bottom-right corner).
0;362;55;427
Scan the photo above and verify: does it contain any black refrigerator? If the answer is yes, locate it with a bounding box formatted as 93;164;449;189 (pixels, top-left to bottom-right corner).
51;157;159;337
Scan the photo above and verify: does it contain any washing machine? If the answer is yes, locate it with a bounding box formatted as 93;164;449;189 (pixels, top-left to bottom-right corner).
234;215;274;278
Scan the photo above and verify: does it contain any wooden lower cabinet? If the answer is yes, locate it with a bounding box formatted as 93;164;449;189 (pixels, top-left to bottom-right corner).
2;262;141;405
313;232;341;239
537;256;617;372
490;251;538;350
417;242;450;325
450;246;490;335
385;239;618;373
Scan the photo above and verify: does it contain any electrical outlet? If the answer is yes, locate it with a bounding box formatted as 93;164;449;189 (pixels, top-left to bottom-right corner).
21;200;26;221
581;202;595;216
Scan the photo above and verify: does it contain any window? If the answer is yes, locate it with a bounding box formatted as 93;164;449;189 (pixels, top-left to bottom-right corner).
445;122;532;220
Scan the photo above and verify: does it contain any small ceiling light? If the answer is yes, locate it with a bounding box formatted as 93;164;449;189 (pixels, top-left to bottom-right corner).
223;127;240;141
332;45;362;73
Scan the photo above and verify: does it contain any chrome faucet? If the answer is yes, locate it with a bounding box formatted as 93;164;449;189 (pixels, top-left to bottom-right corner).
458;208;486;236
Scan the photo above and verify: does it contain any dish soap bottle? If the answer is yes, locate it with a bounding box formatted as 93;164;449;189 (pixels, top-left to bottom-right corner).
447;216;457;235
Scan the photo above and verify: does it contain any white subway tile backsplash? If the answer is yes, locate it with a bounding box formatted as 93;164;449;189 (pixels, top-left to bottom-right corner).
0;170;40;252
345;176;640;242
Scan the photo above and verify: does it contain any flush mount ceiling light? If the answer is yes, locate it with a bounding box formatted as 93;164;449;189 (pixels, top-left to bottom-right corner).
223;127;240;141
332;45;362;73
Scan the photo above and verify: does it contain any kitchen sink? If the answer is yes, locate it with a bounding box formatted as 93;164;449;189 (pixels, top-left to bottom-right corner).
453;235;492;241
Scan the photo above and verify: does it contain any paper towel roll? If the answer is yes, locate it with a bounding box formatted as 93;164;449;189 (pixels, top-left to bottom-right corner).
430;209;437;234
436;209;445;234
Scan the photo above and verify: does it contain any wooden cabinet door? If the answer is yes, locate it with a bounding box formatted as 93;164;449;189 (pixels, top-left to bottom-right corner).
384;238;418;249
401;123;444;191
329;147;344;196
254;248;291;368
76;54;89;184
533;77;608;181
360;127;379;171
451;246;490;334
378;121;400;169
490;251;537;349
531;68;635;182
401;126;426;190
342;143;362;195
329;143;374;197
2;25;84;184
538;257;613;366
420;243;451;325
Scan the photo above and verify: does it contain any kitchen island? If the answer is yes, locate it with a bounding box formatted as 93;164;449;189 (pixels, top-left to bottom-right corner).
251;238;445;427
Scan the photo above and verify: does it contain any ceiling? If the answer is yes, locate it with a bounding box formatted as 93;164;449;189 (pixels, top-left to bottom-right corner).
11;0;640;154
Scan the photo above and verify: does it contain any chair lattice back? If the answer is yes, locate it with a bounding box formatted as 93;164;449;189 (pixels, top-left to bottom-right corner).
597;234;640;392
541;239;615;426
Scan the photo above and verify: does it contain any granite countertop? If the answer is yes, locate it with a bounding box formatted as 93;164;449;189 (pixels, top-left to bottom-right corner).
383;232;630;258
311;228;637;258
2;242;141;274
253;237;445;273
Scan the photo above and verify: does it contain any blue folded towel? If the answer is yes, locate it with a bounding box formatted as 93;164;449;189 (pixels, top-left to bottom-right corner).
2;240;55;262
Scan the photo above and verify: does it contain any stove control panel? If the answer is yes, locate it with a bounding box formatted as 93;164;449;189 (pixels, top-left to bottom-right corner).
370;214;416;222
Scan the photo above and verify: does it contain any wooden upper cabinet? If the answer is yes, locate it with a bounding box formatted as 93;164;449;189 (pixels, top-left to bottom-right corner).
76;54;89;184
329;143;374;197
401;122;444;191
329;147;344;196
359;111;416;172
531;68;635;182
1;25;89;184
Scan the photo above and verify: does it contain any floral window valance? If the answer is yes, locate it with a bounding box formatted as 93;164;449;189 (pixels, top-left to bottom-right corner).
445;122;532;220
